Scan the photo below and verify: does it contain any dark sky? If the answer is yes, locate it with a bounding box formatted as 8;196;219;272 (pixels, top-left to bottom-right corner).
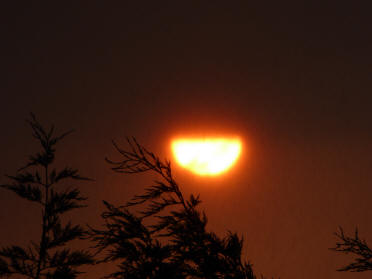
1;2;372;278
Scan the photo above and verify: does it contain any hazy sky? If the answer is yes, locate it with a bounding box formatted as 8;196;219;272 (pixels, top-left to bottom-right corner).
1;2;372;278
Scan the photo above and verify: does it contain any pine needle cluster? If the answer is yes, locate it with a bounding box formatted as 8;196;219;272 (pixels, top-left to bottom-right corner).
331;227;372;272
0;114;94;279
91;138;258;279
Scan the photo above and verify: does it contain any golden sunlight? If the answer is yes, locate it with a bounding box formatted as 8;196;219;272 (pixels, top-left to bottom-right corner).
171;138;242;176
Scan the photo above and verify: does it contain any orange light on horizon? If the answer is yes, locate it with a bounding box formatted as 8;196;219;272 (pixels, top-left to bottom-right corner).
171;137;242;176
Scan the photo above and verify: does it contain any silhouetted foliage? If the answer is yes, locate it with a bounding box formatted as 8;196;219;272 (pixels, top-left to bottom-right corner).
0;114;94;278
331;227;372;272
91;138;262;279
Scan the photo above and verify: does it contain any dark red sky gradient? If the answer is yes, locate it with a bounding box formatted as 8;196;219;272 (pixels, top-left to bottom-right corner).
1;2;372;278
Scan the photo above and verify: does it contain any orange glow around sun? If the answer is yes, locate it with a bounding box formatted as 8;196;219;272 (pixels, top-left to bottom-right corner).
171;137;242;176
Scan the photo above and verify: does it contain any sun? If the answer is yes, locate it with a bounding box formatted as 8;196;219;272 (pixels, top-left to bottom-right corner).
171;137;242;176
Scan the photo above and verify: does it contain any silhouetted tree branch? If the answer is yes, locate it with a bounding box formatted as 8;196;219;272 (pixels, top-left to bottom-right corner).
0;114;94;279
331;227;372;272
91;137;265;279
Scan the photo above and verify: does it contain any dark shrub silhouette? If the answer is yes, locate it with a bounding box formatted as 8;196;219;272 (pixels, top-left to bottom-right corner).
91;138;262;279
0;114;94;279
331;227;372;272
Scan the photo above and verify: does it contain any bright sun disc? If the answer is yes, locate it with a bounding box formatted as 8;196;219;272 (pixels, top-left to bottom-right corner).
171;138;242;176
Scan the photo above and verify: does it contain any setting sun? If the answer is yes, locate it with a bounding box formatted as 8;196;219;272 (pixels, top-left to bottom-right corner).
171;137;242;176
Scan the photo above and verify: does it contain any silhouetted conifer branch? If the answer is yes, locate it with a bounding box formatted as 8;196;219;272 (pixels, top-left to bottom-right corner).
92;138;267;279
0;114;94;279
331;227;372;272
